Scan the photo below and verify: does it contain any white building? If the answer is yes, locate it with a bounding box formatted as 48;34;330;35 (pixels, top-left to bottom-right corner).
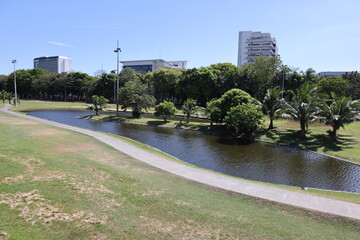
316;71;351;77
34;56;72;73
237;31;277;67
121;59;187;74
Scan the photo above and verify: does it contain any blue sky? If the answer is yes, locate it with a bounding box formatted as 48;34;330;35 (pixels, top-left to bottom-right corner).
1;0;359;75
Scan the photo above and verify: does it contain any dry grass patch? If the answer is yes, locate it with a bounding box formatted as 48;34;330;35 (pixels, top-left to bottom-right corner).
52;142;99;153
0;190;106;225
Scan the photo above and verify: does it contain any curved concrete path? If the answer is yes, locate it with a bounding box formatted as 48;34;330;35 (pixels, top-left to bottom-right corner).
2;105;360;220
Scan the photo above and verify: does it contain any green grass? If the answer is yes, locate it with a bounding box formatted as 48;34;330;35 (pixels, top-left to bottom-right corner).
0;111;360;239
10;100;87;111
259;117;360;165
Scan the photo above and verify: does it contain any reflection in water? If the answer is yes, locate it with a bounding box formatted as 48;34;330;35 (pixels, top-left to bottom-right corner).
28;110;360;193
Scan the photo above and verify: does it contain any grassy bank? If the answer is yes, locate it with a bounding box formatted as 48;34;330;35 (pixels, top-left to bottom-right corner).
259;118;360;165
0;111;359;239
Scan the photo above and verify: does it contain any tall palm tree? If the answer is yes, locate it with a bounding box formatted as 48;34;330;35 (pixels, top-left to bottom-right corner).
320;92;359;140
284;82;323;139
262;88;283;129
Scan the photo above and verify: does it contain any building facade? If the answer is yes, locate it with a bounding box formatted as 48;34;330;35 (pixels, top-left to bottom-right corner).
237;31;277;67
316;71;351;77
121;59;187;74
34;56;71;73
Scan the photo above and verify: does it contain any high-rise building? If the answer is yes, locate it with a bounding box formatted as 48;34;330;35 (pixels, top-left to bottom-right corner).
121;59;187;74
237;31;277;67
34;56;71;73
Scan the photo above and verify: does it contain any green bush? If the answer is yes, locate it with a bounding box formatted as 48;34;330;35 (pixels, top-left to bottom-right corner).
225;104;263;140
154;101;177;121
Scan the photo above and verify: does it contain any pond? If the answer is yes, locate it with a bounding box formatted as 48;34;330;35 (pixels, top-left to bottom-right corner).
28;110;360;193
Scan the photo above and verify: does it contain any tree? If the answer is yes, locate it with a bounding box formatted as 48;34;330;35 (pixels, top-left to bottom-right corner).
6;92;13;104
218;88;253;121
262;88;283;129
91;73;116;101
182;98;197;123
343;71;360;99
318;76;350;97
153;68;182;102
225;104;263;140
88;95;108;115
154;101;177;122
205;99;222;125
177;67;217;106
284;83;323;138
243;55;283;100
0;90;7;103
320;93;359;140
119;79;155;118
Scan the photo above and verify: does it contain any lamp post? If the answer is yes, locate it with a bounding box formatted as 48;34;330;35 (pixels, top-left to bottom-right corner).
114;40;121;116
12;60;18;106
281;65;287;99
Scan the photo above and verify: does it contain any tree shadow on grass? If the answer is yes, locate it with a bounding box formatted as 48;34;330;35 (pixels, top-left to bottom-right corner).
146;120;167;126
259;128;357;153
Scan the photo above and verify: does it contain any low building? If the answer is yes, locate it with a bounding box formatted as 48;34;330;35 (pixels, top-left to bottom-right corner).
34;56;71;73
316;71;352;78
121;59;187;74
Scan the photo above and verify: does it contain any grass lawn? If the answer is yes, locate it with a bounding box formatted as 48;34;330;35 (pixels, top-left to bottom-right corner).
10;100;87;111
259;118;360;165
0;110;360;239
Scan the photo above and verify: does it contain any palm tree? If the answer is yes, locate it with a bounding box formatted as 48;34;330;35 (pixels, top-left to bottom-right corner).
182;98;198;123
262;88;283;129
284;82;323;139
320;92;359;140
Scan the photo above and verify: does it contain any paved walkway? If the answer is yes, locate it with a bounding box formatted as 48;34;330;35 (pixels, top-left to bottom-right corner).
2;105;360;220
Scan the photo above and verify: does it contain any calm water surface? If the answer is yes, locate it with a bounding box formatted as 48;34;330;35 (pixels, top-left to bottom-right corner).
28;110;360;193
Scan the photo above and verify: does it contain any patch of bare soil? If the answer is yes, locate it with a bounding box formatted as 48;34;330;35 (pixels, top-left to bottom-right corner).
0;190;106;225
139;216;226;240
1;176;24;184
9;157;45;173
0;232;8;238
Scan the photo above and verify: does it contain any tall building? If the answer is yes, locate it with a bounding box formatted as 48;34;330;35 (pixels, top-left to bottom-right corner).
316;71;351;77
121;59;187;74
34;56;71;73
237;31;277;67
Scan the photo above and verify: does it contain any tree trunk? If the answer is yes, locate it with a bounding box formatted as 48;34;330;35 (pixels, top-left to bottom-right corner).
300;120;306;139
268;118;274;130
332;126;337;140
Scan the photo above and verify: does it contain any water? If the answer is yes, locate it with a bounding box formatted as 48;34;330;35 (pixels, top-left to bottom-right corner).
28;109;360;193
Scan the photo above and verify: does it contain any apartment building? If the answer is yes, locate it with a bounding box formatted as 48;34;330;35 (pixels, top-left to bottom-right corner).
237;31;277;66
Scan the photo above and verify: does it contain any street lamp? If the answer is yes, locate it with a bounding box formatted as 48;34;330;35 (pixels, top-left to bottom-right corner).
114;40;121;116
12;60;18;106
281;65;287;99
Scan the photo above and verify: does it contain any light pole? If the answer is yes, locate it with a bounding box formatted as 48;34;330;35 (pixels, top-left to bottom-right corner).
12;60;18;106
114;40;121;116
281;65;287;99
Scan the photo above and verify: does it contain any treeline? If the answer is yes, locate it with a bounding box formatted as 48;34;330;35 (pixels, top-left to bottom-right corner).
1;56;360;104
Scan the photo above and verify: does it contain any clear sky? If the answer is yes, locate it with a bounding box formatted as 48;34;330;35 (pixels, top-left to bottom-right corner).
1;0;359;75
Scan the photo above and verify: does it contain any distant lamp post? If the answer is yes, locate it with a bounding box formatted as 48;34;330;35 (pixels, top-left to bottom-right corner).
12;60;18;106
114;40;121;116
281;65;287;99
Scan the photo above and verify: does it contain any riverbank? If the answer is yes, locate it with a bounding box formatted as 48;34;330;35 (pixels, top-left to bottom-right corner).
1;107;360;239
11;100;360;164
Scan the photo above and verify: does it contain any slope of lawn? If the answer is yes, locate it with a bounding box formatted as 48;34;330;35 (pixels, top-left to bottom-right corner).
0;110;360;239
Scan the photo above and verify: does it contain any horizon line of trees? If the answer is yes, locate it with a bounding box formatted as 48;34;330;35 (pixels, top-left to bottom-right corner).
1;56;360;105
